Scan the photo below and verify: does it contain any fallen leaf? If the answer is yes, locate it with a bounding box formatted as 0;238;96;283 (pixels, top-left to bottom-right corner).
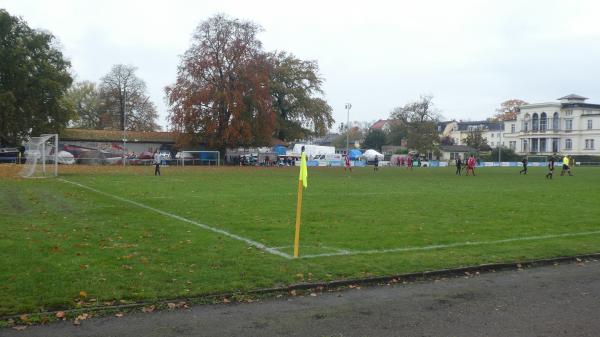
76;313;89;321
12;326;27;331
115;313;124;318
516;263;522;268
223;298;231;303
167;302;177;310
79;264;89;269
55;311;66;318
73;319;81;326
79;291;88;298
289;290;297;296
19;314;28;322
177;301;188;309
310;293;317;297
122;265;133;270
142;305;155;313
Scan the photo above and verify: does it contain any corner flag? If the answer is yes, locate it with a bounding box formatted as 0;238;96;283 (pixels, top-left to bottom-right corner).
294;151;308;257
299;152;308;188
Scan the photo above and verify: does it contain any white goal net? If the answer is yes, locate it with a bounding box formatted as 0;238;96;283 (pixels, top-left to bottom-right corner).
20;134;59;178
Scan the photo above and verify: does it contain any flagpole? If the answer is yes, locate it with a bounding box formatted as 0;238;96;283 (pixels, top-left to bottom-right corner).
293;178;303;258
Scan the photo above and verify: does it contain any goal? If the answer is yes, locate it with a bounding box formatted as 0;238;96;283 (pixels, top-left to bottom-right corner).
20;134;59;178
178;150;220;166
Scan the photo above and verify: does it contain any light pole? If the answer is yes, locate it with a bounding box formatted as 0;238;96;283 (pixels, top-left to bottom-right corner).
122;89;127;166
345;103;352;156
498;122;502;164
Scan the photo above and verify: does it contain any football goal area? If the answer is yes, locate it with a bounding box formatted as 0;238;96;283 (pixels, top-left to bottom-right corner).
178;151;221;166
20;134;59;178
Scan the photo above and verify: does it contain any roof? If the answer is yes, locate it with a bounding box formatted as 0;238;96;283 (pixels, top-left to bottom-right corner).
558;94;588;100
439;145;476;153
60;128;176;143
370;119;390;130
561;103;600;109
456;121;503;132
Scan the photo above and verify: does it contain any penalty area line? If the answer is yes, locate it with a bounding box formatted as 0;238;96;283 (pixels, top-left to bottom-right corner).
59;179;293;260
299;230;600;259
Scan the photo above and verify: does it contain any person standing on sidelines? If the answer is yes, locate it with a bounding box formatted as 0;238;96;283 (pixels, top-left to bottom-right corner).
153;150;161;176
546;155;556;179
455;157;462;176
344;154;352;173
519;157;528;175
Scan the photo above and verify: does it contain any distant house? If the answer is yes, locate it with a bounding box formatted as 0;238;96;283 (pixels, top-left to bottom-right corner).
439;145;477;161
370;119;394;132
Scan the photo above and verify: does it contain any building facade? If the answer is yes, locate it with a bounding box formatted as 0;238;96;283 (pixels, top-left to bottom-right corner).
506;94;600;155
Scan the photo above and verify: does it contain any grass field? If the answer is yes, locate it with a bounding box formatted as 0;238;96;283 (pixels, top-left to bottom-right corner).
1;164;600;316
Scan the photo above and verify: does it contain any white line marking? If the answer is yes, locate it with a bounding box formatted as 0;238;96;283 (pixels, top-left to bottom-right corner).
59;179;292;260
299;230;600;259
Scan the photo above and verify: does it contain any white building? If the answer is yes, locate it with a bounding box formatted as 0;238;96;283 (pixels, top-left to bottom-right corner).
505;94;600;155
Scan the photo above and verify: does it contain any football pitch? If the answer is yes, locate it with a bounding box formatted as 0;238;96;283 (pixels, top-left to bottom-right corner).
1;164;600;316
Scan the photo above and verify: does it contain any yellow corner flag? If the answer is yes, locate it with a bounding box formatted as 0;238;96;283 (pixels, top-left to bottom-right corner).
299;152;308;188
294;152;308;257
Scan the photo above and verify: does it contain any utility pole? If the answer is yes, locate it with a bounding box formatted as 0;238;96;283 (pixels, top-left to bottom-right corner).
345;103;352;156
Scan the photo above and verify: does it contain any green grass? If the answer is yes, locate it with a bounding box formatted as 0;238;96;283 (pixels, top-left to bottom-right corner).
1;164;599;316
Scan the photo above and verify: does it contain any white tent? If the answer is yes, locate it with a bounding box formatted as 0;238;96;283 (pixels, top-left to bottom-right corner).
363;149;384;161
56;151;75;165
292;144;335;157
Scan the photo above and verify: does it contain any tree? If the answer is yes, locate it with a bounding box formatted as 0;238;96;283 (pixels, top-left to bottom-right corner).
166;14;274;152
439;135;455;146
389;95;441;154
0;9;73;146
66;81;101;129
332;126;364;150
464;130;490;151
363;128;387;151
268;51;333;141
99;64;160;131
493;99;528;121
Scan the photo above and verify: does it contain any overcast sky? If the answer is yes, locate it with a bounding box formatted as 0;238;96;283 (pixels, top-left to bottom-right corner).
3;0;600;130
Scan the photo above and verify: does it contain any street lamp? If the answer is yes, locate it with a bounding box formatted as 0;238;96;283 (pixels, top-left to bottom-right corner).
345;103;352;156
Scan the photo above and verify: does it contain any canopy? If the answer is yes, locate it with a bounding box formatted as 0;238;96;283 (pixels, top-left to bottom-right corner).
363;149;384;161
348;149;362;160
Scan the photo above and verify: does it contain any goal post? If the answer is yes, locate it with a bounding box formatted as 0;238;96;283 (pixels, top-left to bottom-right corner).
179;151;220;166
20;134;59;178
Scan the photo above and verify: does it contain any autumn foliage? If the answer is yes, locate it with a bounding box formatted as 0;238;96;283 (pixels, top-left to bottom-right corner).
166;15;274;151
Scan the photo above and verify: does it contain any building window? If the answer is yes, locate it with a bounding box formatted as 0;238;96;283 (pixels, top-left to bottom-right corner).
491;133;494;138
552;112;559;130
532;113;539;131
588;120;593;130
585;139;595;149
524;122;529;132
540;113;547;131
531;138;539;152
491;142;494;146
565;119;573;131
565;139;572;150
511;124;515;133
552;138;559;153
523;140;528;152
566;110;573;116
450;152;459;160
509;141;516;150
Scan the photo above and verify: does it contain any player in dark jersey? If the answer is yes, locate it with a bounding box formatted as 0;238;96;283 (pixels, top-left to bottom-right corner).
546;156;555;179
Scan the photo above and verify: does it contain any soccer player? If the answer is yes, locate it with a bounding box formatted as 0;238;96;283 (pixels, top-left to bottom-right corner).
344;155;352;172
373;155;379;172
466;155;476;176
546;155;555;179
561;155;573;176
455;157;462;176
519;158;528;175
407;154;413;171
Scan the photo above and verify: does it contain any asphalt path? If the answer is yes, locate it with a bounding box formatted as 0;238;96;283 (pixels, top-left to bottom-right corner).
3;259;600;337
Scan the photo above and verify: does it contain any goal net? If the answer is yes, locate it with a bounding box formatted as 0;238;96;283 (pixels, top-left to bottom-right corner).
20;134;59;178
178;151;220;166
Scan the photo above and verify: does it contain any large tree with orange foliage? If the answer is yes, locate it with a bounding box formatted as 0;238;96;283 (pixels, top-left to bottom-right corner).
166;14;274;153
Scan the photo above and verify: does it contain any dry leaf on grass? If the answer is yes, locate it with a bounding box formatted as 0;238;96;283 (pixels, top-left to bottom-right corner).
55;311;66;318
12;325;27;331
19;314;28;322
79;291;87;298
115;313;124;318
142;305;155;313
167;302;177;310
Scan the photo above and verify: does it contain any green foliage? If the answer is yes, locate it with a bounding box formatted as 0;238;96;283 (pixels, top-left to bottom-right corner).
0;9;73;146
464;130;491;151
269;51;333;141
389;95;441;153
363;128;387;151
65;81;101;129
331;126;363;149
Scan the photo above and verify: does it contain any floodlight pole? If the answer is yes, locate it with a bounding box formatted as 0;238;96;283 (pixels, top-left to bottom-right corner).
345;103;352;156
499;123;502;164
122;89;127;166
